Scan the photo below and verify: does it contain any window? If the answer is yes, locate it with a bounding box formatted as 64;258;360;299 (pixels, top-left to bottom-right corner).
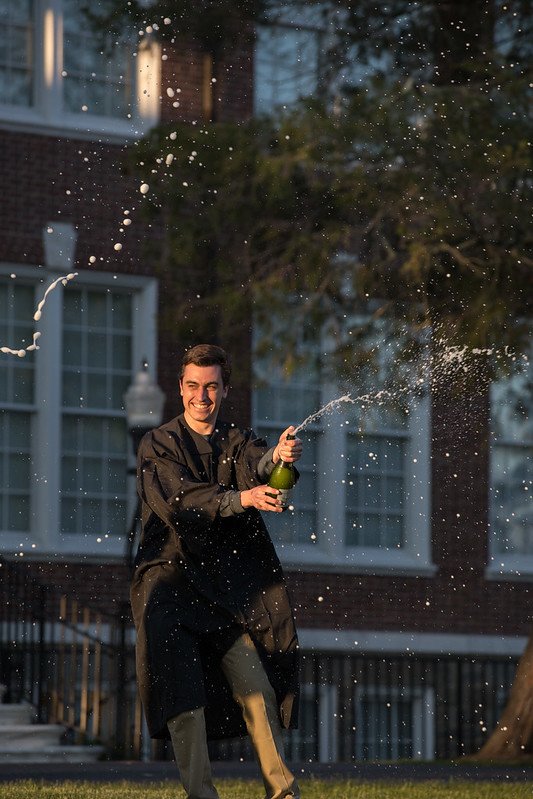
0;279;36;533
60;286;134;538
254;2;381;117
0;264;158;559
255;21;322;114
284;683;338;762
252;330;432;574
355;685;435;761
0;1;34;107
0;0;160;138
489;351;533;577
344;399;411;551
254;379;321;548
63;2;134;119
254;5;324;114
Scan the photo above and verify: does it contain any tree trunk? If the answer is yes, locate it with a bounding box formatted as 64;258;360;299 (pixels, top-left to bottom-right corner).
470;629;533;760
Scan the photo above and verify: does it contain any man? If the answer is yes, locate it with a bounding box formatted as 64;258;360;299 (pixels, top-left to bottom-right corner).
130;344;302;799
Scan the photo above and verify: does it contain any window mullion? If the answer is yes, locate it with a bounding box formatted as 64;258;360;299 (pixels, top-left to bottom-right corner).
318;383;345;561
405;391;432;563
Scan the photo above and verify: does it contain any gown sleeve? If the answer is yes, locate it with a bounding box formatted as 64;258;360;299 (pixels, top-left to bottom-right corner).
138;429;225;533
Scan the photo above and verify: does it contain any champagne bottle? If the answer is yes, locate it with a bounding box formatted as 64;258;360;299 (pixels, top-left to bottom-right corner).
267;433;296;511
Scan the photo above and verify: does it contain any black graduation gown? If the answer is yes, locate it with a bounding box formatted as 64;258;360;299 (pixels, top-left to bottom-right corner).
130;414;299;740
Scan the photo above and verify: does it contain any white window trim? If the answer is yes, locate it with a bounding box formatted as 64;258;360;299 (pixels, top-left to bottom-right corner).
263;384;434;577
293;682;338;763
0;262;158;561
254;18;322;115
485;553;533;582
487;371;533;581
0;1;161;143
354;682;435;761
299;628;528;658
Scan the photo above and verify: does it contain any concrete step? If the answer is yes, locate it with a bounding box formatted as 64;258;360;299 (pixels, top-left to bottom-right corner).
0;704;104;763
0;703;34;725
0;724;65;749
0;744;104;763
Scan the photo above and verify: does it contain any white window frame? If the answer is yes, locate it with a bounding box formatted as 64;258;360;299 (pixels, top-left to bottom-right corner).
0;0;160;141
254;15;323;115
487;356;533;581
253;2;388;117
0;261;158;560
253;375;433;577
354;683;435;761
285;682;338;763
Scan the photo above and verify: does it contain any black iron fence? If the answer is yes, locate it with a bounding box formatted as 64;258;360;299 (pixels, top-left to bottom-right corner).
0;555;144;758
0;555;518;762
211;648;517;763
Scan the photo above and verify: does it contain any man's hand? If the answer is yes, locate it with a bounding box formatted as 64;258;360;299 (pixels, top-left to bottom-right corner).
271;425;303;465
240;485;284;512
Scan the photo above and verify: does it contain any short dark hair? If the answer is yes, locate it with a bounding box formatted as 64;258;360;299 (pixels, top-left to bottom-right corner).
179;344;231;387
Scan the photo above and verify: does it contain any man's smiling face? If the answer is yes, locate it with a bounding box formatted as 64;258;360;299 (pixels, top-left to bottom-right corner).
180;363;228;434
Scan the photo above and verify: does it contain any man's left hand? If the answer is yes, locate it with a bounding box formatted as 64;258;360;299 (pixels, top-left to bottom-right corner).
273;426;303;464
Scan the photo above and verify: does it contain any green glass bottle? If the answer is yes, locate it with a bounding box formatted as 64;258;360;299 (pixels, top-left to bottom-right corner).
267;433;296;511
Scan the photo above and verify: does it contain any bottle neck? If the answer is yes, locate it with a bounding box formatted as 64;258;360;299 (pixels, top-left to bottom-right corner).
278;432;295;467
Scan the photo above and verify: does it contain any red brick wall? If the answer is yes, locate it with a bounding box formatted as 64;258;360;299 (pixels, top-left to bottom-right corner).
0;130;151;272
19;548;532;639
159;32;254;124
18;560;132;617
286;569;531;638
431;368;490;573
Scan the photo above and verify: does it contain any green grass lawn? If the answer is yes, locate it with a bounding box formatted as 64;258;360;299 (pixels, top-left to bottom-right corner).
1;781;532;798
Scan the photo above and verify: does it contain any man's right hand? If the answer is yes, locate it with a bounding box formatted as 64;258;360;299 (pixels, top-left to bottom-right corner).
240;485;284;512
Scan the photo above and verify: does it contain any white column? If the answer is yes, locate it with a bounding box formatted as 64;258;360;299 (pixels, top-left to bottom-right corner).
32;222;77;550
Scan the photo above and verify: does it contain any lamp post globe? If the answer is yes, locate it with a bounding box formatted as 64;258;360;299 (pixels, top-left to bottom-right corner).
124;360;165;454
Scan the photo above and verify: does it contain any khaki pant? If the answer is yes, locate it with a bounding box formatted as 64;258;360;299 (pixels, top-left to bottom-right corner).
167;634;299;799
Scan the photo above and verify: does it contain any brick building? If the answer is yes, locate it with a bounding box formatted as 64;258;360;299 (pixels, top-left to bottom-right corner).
0;1;531;763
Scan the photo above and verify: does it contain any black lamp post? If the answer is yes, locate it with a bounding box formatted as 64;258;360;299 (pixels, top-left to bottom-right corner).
124;360;165;566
